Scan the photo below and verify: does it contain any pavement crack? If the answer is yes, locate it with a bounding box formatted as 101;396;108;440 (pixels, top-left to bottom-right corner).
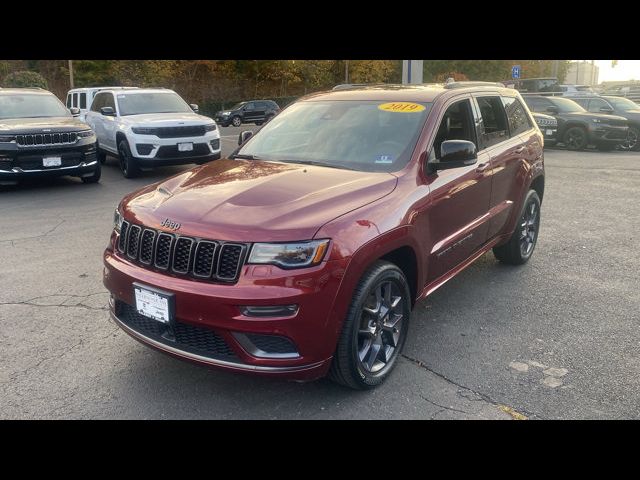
0;219;66;244
0;292;109;312
419;394;469;415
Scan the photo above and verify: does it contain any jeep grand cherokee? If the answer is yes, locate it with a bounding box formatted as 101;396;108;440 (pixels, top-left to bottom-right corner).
104;82;545;389
0;88;99;185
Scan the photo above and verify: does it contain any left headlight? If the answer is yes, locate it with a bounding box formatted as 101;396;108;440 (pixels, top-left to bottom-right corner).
248;239;330;269
77;129;95;138
113;208;123;233
204;123;217;132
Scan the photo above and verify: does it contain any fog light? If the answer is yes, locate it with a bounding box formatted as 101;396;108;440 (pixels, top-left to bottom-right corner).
240;305;298;318
210;138;220;150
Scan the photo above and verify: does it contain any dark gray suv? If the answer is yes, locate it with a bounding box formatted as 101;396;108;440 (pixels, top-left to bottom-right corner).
215;100;280;127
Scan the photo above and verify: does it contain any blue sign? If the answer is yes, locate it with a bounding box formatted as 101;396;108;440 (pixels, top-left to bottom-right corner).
512;65;521;79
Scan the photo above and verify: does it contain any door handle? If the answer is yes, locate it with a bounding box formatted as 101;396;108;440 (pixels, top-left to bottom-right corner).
475;162;491;173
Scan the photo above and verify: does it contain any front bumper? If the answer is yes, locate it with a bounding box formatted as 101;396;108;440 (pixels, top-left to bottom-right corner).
0;142;98;183
128;131;221;164
103;247;350;380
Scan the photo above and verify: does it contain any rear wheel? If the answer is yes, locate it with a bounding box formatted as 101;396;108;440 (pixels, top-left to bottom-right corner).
493;190;541;265
563;126;588;150
329;261;411;389
118;139;140;178
619;126;640;151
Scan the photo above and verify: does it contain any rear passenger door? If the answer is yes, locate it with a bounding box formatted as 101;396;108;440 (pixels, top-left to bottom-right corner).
254;101;267;121
243;102;258;122
474;95;531;239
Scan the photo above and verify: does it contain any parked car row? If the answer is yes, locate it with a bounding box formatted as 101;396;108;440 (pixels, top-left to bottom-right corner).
1;85;284;184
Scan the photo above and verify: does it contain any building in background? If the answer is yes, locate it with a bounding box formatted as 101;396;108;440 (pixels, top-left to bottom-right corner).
565;61;599;86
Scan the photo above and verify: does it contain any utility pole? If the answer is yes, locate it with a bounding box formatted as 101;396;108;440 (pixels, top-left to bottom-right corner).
68;60;74;89
345;60;349;83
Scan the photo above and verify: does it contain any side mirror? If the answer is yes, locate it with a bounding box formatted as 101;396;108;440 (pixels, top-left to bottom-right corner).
100;106;116;116
428;140;477;172
599;106;614;113
238;130;254;146
546;106;559;115
69;107;81;117
190;103;199;113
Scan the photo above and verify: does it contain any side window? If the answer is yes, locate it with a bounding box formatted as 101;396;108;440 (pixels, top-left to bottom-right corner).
104;93;116;111
72;93;78;108
432;98;477;160
256;102;267;109
573;98;589;109
66;94;72;108
91;93;105;112
587;98;609;113
476;96;509;149
501;97;532;137
245;102;255;111
79;93;87;109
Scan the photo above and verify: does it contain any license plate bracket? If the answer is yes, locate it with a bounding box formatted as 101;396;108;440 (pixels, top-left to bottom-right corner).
133;283;175;324
43;156;62;167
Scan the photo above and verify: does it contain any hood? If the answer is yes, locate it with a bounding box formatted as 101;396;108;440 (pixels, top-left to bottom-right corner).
120;112;214;126
0;116;89;133
122;159;398;242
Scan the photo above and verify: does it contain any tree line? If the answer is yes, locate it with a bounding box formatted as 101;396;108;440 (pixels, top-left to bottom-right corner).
0;60;569;111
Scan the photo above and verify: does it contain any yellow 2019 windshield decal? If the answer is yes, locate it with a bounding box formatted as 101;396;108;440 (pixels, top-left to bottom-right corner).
378;102;426;113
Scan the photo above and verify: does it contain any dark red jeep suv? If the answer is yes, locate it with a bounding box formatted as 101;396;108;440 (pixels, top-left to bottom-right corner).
104;82;545;389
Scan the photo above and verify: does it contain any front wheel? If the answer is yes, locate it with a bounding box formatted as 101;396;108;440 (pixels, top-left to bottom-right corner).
563;126;588;150
231;116;242;127
619;126;640;151
118;139;140;178
493;190;541;265
329;260;411;389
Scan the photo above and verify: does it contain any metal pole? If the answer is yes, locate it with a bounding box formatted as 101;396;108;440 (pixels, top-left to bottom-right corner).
68;60;74;89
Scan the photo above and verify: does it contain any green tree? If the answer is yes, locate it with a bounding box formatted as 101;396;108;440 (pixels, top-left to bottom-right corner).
4;70;48;88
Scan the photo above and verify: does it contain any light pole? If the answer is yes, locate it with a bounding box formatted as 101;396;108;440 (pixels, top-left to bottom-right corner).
68;60;74;89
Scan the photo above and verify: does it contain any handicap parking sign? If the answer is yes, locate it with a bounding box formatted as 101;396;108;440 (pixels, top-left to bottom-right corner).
512;65;521;79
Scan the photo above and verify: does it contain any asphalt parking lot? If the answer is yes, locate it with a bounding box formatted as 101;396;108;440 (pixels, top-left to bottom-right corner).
1;129;639;419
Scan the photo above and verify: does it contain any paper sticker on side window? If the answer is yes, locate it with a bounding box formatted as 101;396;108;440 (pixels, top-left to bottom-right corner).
378;102;425;113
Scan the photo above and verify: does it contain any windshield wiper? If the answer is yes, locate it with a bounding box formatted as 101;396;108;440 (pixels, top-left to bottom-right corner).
278;159;357;171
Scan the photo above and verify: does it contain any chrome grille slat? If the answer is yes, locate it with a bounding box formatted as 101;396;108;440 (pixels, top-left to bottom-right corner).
116;224;246;282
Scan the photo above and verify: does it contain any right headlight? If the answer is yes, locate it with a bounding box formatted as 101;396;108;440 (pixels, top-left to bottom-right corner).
248;239;330;269
113;208;123;233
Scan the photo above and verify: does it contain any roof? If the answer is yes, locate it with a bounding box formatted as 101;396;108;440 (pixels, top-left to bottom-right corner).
302;83;517;103
68;86;139;92
0;87;53;95
99;87;170;95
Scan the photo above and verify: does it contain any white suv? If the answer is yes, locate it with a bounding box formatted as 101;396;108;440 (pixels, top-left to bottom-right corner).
84;88;221;178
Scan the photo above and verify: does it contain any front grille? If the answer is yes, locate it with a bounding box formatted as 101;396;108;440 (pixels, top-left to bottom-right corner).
153;126;206;138
16;132;78;146
156;143;210;158
117;302;238;360
246;334;298;355
117;223;247;283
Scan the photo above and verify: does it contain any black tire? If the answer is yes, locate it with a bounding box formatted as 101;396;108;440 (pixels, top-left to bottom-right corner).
563;126;588;150
255;121;264;126
81;162;101;184
117;139;140;179
231;116;242;127
493;190;541;265
329;260;411;389
619;126;640;152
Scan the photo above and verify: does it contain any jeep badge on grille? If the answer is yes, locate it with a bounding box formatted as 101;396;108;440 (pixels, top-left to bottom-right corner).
160;218;181;231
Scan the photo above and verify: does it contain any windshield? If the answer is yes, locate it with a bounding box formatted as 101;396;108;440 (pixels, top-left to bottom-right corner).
236;100;430;172
549;97;586;113
117;92;192;116
606;97;639;110
230;102;246;111
0;94;70;119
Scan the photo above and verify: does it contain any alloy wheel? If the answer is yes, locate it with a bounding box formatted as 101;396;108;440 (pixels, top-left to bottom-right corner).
357;280;406;374
619;127;639;151
519;200;539;257
565;129;586;150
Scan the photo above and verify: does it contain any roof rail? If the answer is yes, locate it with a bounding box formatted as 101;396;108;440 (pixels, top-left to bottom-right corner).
443;81;505;89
